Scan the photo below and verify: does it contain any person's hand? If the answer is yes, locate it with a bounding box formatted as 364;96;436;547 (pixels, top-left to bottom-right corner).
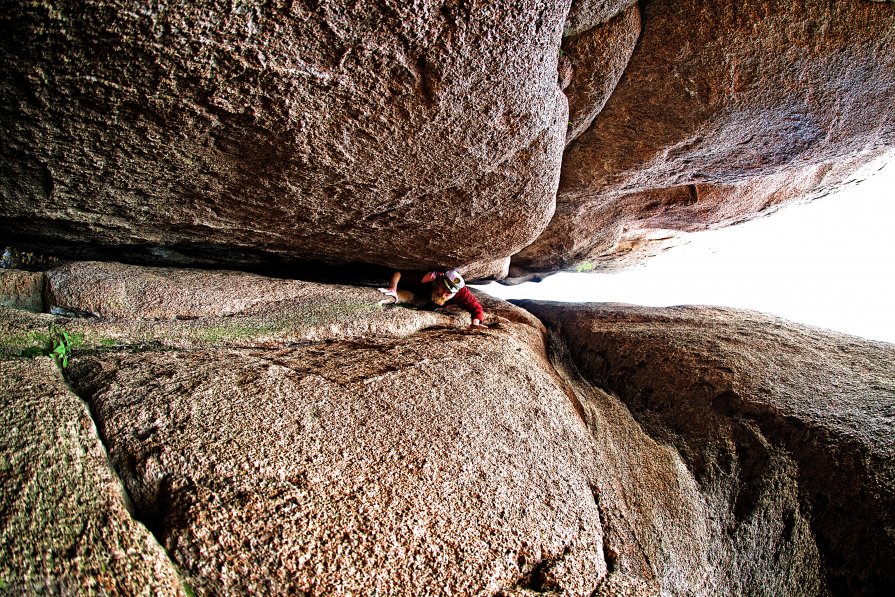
468;320;488;330
378;287;398;302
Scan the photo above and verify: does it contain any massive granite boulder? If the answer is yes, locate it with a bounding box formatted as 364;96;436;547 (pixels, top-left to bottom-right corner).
513;0;895;274
0;1;568;277
2;262;893;594
66;321;608;595
4;262;614;594
3;1;892;276
518;301;895;595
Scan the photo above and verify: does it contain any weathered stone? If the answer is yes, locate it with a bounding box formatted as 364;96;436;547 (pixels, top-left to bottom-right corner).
0;358;185;595
0;1;568;277
562;0;895;196
66;306;608;595
45;261;386;320
563;5;640;145
564;0;637;37
38;261;483;350
0;269;45;312
2;1;895;275
4;261;893;594
517;301;895;595
514;153;892;273
0;307;55;359
517;0;895;273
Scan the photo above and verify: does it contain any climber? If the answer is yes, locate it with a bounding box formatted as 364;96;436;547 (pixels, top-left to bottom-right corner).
378;269;488;330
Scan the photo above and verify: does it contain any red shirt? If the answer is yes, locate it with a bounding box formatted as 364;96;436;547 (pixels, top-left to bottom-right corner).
407;271;486;322
447;285;485;322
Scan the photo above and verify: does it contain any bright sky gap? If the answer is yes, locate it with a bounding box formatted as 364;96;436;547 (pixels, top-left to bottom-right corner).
476;162;895;344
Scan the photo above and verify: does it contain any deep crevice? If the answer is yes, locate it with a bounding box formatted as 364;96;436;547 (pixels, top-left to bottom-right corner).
591;484;617;574
519;557;558;592
60;364;197;591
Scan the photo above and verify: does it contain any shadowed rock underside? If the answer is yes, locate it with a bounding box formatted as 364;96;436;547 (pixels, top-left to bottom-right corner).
1;1;893;277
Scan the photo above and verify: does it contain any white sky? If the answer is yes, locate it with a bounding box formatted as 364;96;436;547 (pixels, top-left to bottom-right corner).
476;161;895;344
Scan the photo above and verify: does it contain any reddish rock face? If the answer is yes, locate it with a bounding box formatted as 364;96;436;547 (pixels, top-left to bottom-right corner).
515;0;895;274
513;151;892;272
64;303;609;595
0;1;568;277
562;0;895;197
518;301;895;596
1;0;894;276
564;0;637;37
563;5;640;145
3;262;894;593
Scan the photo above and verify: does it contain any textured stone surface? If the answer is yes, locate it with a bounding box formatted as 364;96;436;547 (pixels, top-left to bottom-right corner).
0;358;185;595
2;1;895;276
518;301;895;596
45;261;386;320
0;1;568;277
3;262;505;361
564;0;636;37
514;153;893;272
67;306;608;595
37;261;469;349
563;5;639;145
3;262;894;594
562;0;895;196
515;0;895;273
0;269;45;312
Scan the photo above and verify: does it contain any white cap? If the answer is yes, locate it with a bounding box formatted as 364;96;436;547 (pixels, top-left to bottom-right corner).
442;269;465;293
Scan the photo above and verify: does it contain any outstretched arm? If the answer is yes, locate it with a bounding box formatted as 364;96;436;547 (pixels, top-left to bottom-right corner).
378;271;402;301
387;271;401;292
451;287;487;329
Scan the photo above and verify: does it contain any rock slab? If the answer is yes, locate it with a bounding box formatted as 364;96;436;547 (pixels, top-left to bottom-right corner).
518;301;895;596
68;320;607;595
0;1;568;276
3;262;894;595
0;358;185;595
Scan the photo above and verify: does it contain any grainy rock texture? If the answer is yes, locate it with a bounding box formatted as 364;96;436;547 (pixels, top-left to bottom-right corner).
514;153;893;272
562;5;640;145
564;0;637;37
36;261;460;349
3;265;620;594
45;261;384;320
561;0;895;197
514;0;895;274
10;264;610;595
2;1;895;275
66;308;609;595
0;1;568;277
0;269;45;312
518;301;895;596
2;262;894;594
0;358;185;595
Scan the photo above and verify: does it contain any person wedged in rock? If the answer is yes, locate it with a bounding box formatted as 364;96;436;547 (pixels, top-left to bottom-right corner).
378;269;488;330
